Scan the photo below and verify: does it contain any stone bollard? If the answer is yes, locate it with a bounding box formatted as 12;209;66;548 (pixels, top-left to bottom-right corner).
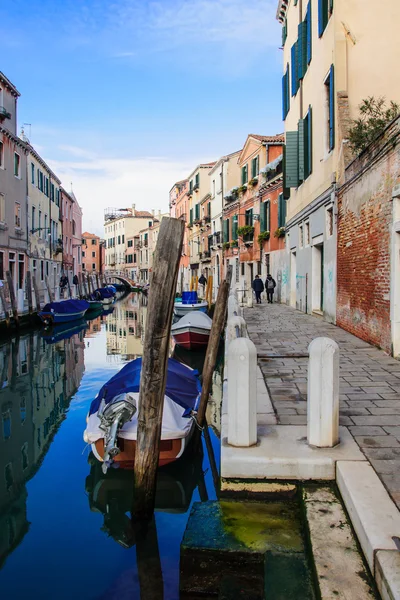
246;293;253;308
307;337;340;448
226;316;247;347
17;289;24;313
228;337;257;447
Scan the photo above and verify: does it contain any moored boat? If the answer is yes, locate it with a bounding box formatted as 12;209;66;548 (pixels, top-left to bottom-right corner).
83;357;201;471
174;291;208;317
93;287;115;305
38;299;90;325
87;300;103;311
171;311;212;351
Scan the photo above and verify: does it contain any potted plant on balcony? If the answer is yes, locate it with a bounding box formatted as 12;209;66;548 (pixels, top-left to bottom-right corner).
238;185;247;195
258;230;270;244
274;227;286;238
222;241;230;250
249;177;258;187
237;225;254;238
230;240;238;248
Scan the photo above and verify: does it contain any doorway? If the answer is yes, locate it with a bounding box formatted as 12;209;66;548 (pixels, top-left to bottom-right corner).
290;251;296;307
312;244;324;313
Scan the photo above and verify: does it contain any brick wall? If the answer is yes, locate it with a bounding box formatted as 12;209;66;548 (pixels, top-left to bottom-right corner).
337;117;400;353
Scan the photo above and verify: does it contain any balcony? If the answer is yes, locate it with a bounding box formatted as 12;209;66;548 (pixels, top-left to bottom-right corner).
203;215;211;224
0;107;11;121
193;183;199;191
211;231;222;247
200;250;211;261
52;239;63;255
186;189;193;197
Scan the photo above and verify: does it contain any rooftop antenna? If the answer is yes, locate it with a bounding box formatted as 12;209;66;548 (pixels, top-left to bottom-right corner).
23;123;31;141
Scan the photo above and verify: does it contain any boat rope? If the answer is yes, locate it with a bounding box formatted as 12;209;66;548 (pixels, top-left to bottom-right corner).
191;413;204;432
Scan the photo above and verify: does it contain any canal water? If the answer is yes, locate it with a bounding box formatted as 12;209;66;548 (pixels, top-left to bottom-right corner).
0;293;222;600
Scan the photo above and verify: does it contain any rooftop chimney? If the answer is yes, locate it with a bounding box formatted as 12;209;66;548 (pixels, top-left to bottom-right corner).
132;203;136;216
152;209;155;217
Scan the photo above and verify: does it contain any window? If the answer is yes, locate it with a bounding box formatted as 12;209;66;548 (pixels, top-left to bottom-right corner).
189;180;193;193
51;183;54;202
40;261;44;280
118;235;121;245
277;194;286;228
305;221;310;246
55;188;60;206
128;240;133;248
298;106;313;182
241;263;245;276
325;66;335;152
92;251;95;257
0;193;5;222
241;165;248;185
260;200;271;233
326;206;334;237
212;179;215;197
245;208;253;226
232;216;238;241
282;18;287;46
257;261;262;275
82;264;86;270
46;261;49;276
223;218;230;243
31;162;35;183
282;64;290;120
299;224;304;248
134;253;137;263
291;42;299;96
45;177;49;197
44;214;47;239
195;173;199;188
82;251;85;257
195;204;200;220
122;234;125;243
284;131;299;188
189;208;193;226
251;156;259;179
92;264;96;270
265;253;270;274
14;153;20;177
15;202;21;227
32;206;36;231
91;238;97;245
318;0;333;38
306;2;312;65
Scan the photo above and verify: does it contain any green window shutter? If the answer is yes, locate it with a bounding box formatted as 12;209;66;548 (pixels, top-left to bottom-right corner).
278;194;286;228
282;72;287;120
307;107;313;176
284;131;299;188
260;203;266;232
266;201;271;231
282;21;287;46
298;21;307;79
242;165;248;185
207;202;211;216
306;2;312;64
318;0;328;36
232;217;238;240
251;157;258;179
298;118;305;182
291;42;299;96
329;65;335;151
223;219;230;243
195;204;200;219
190;208;193;225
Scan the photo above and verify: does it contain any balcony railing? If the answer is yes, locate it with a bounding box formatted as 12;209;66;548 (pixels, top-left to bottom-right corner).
0;107;11;120
200;250;211;260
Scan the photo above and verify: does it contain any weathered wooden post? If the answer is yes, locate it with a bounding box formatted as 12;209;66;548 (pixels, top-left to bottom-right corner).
0;285;10;328
133;217;184;519
96;274;100;290
195;279;230;433
82;273;88;298
32;276;41;312
26;271;33;316
6;271;19;327
45;275;54;302
307;337;340;448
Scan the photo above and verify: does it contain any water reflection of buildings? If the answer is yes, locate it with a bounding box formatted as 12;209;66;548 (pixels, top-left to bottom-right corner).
105;293;147;358
0;332;85;568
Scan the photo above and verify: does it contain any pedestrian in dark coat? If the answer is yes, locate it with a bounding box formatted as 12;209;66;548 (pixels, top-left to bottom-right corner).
265;274;276;303
252;275;264;304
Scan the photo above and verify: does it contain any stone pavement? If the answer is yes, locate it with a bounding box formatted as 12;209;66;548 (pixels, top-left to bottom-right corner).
244;303;400;509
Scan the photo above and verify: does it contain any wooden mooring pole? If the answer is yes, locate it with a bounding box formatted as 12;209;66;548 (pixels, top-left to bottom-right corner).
6;271;19;327
45;275;54;302
0;285;10;329
32;276;41;312
26;271;33;316
133;217;184;520
194;277;230;437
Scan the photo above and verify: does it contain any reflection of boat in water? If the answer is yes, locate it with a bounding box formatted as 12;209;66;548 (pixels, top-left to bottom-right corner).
85;448;203;547
40;320;87;344
83;357;201;470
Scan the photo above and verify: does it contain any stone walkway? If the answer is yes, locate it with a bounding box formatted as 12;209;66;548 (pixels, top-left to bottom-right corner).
244;303;400;509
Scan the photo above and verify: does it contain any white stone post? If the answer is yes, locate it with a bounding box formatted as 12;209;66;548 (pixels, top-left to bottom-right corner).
228;293;239;320
17;289;24;313
226;316;247;347
307;337;340;448
228;337;257;447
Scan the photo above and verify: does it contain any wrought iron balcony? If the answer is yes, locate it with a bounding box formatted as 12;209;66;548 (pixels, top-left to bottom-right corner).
0;106;11;120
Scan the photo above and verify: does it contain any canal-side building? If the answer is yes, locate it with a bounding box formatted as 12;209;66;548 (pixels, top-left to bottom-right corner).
125;235;139;281
277;0;400;322
26;144;62;293
187;163;216;286
60;188;83;282
170;180;189;292
0;72;29;291
223;134;283;294
104;205;155;278
82;232;102;274
208;151;241;299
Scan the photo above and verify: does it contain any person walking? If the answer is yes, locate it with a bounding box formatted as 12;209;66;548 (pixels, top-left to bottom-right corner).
252;274;264;304
198;273;207;297
265;274;276;304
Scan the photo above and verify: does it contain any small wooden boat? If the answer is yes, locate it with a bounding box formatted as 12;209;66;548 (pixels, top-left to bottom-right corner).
174;301;208;317
171;311;212;350
38;299;90;325
83;357;201;472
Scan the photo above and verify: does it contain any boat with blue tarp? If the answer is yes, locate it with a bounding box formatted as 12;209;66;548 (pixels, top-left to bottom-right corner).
83;357;201;471
94;287;115;305
38;299;90;325
174;291;208;317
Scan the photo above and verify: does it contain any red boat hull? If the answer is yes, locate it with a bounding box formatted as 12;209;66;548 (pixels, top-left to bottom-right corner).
172;329;210;351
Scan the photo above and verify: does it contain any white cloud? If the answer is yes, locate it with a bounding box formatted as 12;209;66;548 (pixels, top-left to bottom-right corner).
47;154;206;237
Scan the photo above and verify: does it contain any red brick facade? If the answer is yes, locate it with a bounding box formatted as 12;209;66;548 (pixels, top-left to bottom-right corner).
337;118;400;353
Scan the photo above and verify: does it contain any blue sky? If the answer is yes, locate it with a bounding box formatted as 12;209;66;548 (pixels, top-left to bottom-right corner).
1;0;283;234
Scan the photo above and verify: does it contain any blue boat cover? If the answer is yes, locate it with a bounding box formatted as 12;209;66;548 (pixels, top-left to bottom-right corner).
89;357;201;417
182;291;198;304
41;299;90;314
106;285;117;294
95;288;114;299
42;321;87;344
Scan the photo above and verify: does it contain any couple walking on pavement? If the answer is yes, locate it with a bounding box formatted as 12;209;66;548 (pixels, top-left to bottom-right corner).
252;274;276;304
